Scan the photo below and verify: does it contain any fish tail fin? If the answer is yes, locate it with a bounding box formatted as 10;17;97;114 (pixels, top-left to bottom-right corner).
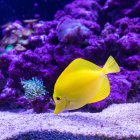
102;56;120;74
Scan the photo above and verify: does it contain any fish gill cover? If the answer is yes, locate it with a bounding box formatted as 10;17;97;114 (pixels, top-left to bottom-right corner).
0;0;139;113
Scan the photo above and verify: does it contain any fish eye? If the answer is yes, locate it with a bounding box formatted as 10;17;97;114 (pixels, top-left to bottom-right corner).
56;97;61;100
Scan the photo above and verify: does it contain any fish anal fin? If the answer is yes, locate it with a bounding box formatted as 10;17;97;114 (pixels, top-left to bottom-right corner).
88;76;110;104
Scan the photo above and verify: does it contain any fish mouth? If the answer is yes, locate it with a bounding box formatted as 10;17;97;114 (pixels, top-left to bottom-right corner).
54;99;69;115
54;107;63;115
54;103;66;115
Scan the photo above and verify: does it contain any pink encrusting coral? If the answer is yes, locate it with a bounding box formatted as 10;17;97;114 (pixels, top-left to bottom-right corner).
0;0;139;112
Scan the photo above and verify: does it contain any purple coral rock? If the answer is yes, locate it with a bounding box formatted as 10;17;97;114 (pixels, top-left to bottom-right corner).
55;0;101;21
117;33;140;54
123;0;140;17
0;72;6;91
0;0;140;112
124;55;140;69
115;17;140;35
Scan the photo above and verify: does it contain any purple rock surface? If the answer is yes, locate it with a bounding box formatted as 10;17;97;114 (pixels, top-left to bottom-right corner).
0;0;139;112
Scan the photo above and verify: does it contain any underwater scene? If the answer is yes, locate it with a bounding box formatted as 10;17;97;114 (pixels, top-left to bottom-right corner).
0;0;140;139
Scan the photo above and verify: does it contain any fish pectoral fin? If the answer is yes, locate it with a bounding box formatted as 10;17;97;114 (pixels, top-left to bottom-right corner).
88;76;110;104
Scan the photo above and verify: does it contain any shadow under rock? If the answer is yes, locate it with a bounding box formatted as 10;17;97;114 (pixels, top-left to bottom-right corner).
8;130;111;140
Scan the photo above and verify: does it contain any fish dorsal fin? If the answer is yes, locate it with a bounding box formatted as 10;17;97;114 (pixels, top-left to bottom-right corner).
62;58;101;75
55;58;101;88
88;75;110;103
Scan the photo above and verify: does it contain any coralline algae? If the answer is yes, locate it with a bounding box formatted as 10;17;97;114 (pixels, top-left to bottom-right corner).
0;0;139;112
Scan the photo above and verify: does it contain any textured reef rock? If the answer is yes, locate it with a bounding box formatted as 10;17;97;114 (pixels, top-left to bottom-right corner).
57;18;90;43
0;0;139;112
0;103;139;140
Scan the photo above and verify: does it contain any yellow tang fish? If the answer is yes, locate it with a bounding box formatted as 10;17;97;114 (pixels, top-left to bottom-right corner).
53;56;120;114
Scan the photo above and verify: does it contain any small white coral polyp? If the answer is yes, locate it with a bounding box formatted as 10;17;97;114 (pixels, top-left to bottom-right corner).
21;77;47;101
57;18;90;43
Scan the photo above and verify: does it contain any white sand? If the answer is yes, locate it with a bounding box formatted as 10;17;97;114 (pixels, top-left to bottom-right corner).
0;103;140;140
